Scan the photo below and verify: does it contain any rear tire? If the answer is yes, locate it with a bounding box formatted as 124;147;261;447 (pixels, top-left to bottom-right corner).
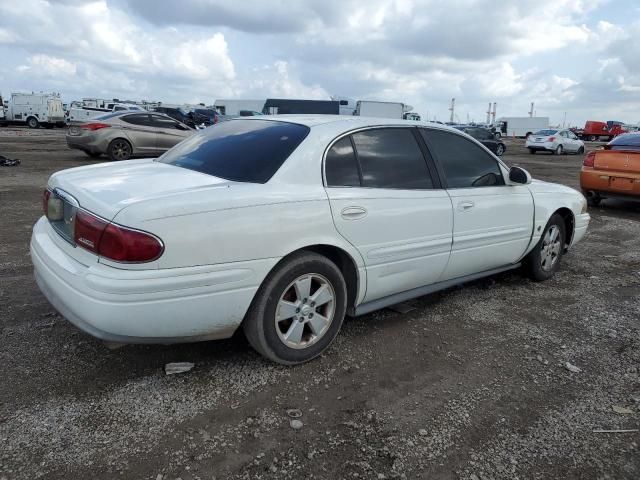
243;252;348;365
495;144;505;156
577;146;585;155
587;194;602;207
27;117;39;129
525;214;566;282
107;138;132;161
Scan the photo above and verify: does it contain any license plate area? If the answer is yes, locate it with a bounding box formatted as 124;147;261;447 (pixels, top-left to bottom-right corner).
47;189;79;244
610;177;634;191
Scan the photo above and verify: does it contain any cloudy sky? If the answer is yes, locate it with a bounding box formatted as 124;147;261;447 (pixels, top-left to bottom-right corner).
1;0;639;125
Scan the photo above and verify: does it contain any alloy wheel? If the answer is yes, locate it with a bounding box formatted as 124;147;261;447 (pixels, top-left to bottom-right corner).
112;141;131;160
274;273;336;349
540;225;562;271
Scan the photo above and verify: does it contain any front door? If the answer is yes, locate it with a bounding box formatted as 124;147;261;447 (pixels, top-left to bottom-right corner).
323;128;453;302
120;113;158;155
420;128;534;279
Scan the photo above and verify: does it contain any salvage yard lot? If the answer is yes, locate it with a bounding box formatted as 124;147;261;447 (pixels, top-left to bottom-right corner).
0;127;639;480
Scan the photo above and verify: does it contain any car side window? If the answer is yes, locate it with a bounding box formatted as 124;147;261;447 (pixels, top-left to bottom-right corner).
560;131;568;138
151;115;180;129
325;137;361;187
122;114;152;126
420;128;505;188
351;128;433;189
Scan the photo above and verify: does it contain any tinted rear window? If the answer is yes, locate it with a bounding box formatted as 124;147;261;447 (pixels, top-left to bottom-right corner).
157;119;310;183
534;130;557;136
608;134;640;150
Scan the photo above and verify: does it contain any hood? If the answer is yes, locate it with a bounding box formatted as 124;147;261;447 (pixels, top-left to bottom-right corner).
48;159;234;220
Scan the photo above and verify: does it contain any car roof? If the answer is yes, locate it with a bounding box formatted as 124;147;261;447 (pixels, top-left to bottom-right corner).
236;114;460;132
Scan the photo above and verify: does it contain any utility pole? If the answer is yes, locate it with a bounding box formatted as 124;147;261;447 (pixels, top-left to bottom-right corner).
491;102;497;124
562;112;567;128
486;103;491;124
449;98;455;124
528;102;535;118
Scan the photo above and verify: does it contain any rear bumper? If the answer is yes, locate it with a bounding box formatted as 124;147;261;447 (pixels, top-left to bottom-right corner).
580;168;640;198
526;142;555;152
31;217;278;344
66;134;104;154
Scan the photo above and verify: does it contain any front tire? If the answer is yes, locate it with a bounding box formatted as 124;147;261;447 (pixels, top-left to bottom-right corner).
27;117;39;129
525;214;566;282
495;144;505;156
555;145;563;155
107;138;132;161
577;146;585;155
243;252;348;365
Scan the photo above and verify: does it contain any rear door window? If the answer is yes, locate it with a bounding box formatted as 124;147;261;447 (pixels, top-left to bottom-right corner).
158;119;310;183
122;114;152;126
151;115;181;129
325;137;360;187
420;128;505;188
351;128;433;189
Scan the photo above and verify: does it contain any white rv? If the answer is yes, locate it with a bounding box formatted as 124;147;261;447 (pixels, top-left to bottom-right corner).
213;99;265;116
495;117;550;138
6;93;65;128
354;100;416;120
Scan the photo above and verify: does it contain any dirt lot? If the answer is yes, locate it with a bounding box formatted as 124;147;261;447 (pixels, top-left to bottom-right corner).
0;127;638;480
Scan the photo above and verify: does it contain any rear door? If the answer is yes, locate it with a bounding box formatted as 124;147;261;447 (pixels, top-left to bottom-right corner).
324;127;453;302
120;114;158;154
420;128;534;280
150;114;192;151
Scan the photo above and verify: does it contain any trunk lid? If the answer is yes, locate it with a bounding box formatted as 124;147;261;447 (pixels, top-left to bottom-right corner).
594;150;640;174
48;159;234;221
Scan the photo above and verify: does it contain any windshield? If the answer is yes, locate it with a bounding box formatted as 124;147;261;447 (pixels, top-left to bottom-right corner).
158;119;310;183
534;129;558;136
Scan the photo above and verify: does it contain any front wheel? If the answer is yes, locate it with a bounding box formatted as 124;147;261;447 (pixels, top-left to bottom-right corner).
525;214;566;282
243;252;347;365
577;146;585;155
27;117;39;129
495;144;505;156
555;145;563;155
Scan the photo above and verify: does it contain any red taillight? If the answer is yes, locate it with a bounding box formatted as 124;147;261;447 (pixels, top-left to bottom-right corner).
583;151;596;167
99;223;164;262
80;122;111;131
43;189;51;216
548;136;555;142
74;210;108;254
73;210;163;262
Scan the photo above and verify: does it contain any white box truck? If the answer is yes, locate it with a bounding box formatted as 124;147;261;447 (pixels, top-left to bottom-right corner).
213;99;265;116
6;93;65;128
495;117;549;138
354;100;406;119
0;93;5;125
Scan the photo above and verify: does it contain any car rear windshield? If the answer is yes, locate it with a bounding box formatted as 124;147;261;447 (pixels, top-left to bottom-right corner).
534;130;557;136
607;133;640;151
157;119;310;183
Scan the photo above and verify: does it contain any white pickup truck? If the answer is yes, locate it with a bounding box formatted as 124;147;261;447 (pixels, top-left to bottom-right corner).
67;102;143;124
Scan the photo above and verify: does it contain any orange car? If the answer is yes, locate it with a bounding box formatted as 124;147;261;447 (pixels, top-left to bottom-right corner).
580;133;640;206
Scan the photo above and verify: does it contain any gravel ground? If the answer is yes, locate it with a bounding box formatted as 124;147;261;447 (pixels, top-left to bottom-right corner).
0;128;638;480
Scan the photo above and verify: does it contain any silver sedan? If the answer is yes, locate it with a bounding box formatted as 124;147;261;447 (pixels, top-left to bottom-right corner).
66;112;194;161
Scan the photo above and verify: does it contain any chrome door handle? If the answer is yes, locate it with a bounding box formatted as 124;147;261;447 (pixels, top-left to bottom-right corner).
458;201;475;211
341;206;367;220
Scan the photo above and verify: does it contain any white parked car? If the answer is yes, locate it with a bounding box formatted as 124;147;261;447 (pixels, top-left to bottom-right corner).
32;117;590;364
526;129;585;155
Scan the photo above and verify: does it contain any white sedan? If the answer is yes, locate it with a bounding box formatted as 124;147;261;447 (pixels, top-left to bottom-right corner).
32;116;590;364
526;128;585;155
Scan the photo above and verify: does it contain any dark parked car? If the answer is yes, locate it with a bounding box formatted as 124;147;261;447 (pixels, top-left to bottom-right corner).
153;107;194;127
457;126;506;156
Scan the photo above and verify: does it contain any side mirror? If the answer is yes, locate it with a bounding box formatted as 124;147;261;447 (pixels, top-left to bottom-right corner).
509;166;532;185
